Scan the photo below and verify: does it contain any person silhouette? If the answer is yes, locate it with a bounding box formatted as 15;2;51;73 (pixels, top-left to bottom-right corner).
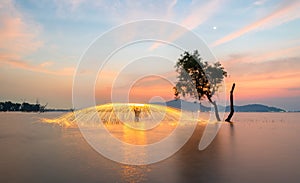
134;107;141;122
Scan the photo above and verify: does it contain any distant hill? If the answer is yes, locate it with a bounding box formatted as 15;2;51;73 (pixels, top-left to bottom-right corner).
215;103;285;112
151;99;207;112
151;99;286;112
231;104;285;112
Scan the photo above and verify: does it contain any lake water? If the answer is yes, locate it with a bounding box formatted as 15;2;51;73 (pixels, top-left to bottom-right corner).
0;112;300;183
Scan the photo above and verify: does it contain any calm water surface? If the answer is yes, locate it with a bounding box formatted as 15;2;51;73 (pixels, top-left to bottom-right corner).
0;112;299;183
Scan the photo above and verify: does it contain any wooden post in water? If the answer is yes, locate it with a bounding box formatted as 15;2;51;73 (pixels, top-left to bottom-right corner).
225;83;235;122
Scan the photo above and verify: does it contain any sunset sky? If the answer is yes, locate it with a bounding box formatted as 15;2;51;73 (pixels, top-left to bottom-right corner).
0;0;299;110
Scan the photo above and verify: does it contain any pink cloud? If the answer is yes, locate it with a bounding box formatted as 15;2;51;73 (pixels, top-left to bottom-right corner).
0;1;68;76
212;0;300;47
149;0;225;50
181;0;224;30
0;0;42;58
40;62;54;68
222;46;300;65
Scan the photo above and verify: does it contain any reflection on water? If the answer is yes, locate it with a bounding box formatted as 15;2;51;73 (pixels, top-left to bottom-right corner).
121;165;150;183
105;122;177;145
121;124;149;182
1;112;300;183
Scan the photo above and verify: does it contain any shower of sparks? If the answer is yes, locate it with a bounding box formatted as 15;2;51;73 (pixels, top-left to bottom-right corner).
42;103;200;129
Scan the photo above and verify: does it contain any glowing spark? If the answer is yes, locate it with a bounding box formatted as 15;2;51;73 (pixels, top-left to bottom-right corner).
41;103;194;129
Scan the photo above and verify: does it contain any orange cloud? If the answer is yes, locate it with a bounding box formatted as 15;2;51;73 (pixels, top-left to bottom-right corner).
220;45;300;102
95;75;175;103
233;75;300;101
129;77;174;103
0;58;75;76
223;57;300;101
212;0;300;47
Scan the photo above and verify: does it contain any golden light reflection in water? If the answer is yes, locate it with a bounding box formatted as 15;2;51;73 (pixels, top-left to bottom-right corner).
42;112;77;128
121;123;150;182
41;103;210;180
42;103;197;182
123;122;147;145
121;164;150;183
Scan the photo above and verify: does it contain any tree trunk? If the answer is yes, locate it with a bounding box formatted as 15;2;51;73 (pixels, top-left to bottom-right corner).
211;100;221;121
225;83;235;122
207;96;221;121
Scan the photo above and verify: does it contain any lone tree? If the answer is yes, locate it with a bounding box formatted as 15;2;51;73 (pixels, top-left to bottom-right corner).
174;50;227;121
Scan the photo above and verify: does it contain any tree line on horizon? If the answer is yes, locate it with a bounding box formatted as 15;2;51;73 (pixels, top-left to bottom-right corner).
0;101;46;112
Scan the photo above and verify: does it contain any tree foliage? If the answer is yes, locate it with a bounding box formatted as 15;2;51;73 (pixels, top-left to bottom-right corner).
175;50;227;102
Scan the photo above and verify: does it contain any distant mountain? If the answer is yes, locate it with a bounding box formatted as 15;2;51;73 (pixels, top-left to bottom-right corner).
151;99;209;112
230;104;285;112
151;99;286;112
